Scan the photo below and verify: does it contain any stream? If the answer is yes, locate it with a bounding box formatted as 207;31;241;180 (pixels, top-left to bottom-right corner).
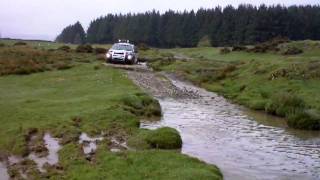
141;75;320;180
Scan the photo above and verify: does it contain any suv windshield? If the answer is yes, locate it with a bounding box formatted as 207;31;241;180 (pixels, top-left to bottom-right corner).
111;44;133;51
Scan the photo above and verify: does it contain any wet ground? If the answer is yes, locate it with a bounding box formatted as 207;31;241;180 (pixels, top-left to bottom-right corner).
0;161;9;180
121;64;320;180
28;133;61;172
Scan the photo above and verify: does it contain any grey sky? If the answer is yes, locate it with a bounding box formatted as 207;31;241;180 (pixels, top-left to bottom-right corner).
0;0;318;41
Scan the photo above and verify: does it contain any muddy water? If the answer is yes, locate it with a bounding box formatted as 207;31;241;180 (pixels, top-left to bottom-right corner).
29;133;61;172
141;77;320;180
0;161;9;180
79;133;104;155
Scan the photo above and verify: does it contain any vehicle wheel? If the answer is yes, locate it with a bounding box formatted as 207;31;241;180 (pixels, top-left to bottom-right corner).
125;59;133;65
106;59;112;64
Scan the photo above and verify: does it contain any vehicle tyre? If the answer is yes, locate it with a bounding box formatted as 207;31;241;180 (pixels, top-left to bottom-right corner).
106;59;112;64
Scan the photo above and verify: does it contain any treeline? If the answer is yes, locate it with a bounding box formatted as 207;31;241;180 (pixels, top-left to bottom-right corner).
56;22;86;44
56;4;320;47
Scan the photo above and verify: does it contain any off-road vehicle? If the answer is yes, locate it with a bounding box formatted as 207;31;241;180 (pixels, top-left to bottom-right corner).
106;41;138;64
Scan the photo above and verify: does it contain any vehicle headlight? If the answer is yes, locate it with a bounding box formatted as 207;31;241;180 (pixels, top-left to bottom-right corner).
106;53;111;58
128;55;133;60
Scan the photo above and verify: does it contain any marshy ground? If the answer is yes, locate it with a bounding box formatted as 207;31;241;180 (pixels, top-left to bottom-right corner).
0;41;222;180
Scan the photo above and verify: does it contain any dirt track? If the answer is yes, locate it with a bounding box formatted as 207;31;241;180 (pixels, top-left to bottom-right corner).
104;63;197;98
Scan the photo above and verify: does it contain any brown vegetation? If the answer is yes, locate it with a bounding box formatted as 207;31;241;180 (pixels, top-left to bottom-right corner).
247;37;290;53
76;44;93;53
0;46;73;75
220;47;231;54
57;45;71;52
282;47;303;55
94;47;107;54
14;41;28;46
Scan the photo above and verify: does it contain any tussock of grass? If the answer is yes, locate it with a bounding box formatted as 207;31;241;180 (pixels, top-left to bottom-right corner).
128;127;182;150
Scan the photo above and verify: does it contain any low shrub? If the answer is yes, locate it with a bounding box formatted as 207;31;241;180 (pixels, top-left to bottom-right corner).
0;46;74;76
76;44;93;53
138;43;150;51
247;37;289;53
220;47;231;54
57;45;71;52
14;41;27;46
94;47;107;54
0;43;5;47
282;47;303;55
232;45;247;51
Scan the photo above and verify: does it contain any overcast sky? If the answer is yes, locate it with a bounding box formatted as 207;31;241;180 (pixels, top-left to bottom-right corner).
0;0;318;41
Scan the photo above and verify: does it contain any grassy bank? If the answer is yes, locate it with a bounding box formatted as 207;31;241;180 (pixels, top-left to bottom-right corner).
0;42;222;179
147;40;320;130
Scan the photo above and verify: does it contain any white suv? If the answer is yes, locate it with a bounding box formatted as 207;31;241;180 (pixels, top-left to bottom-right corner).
106;42;138;64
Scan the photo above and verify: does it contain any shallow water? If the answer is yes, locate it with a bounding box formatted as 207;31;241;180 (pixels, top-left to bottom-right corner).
141;77;320;180
0;161;9;180
79;133;103;155
29;133;61;172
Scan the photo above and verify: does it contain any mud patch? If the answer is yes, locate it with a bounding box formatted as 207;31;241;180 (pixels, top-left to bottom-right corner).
79;133;103;156
109;137;128;152
28;133;61;172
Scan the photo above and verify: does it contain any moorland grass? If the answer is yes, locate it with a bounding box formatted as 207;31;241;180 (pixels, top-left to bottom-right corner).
0;44;222;179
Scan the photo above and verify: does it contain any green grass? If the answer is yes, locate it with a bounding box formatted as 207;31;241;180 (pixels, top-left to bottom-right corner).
0;63;140;154
0;43;222;179
150;41;320;130
57;144;222;180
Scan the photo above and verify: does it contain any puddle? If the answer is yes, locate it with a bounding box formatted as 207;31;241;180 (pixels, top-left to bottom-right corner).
0;161;9;180
28;133;61;172
141;76;320;180
79;133;103;155
110;137;128;152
